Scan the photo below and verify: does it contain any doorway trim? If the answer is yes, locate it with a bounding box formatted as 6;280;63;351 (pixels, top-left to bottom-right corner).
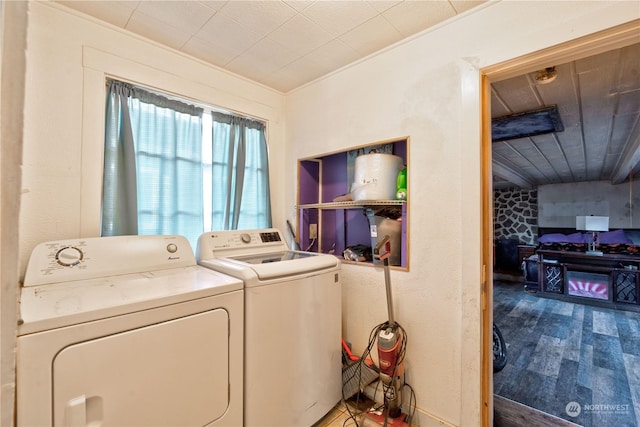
480;18;640;426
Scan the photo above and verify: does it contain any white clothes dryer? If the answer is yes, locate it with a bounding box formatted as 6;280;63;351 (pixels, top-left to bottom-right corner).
17;235;244;427
197;228;342;427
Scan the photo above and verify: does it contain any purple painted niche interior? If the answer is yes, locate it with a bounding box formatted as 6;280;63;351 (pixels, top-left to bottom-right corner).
297;138;408;267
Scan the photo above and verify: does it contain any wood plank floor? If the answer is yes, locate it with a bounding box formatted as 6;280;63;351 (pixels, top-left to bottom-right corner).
494;395;581;427
493;280;640;427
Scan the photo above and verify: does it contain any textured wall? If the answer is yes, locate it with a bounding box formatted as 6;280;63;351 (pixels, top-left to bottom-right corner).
1;1;28;424
538;180;640;229
494;188;538;245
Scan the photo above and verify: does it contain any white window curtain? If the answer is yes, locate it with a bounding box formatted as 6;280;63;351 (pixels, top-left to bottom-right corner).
210;111;272;230
102;80;272;246
102;80;139;236
103;80;204;244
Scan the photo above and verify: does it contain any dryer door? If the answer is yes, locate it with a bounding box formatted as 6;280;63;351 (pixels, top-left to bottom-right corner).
52;309;229;426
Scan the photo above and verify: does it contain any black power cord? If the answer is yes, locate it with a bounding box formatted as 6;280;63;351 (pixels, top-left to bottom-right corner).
341;322;385;426
341;321;416;427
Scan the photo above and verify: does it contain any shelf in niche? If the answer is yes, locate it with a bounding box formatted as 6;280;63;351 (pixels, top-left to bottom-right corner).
297;136;409;270
297;200;407;209
340;259;407;270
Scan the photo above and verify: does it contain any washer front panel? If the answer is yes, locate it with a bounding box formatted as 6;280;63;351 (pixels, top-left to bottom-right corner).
196;229;342;426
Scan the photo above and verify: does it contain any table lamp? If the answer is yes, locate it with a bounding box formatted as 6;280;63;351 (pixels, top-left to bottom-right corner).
576;215;609;255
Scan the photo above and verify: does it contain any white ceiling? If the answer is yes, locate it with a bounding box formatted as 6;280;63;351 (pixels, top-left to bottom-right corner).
55;0;486;92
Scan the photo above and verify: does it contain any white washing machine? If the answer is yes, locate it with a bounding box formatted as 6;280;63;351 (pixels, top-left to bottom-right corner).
197;228;342;427
17;235;244;427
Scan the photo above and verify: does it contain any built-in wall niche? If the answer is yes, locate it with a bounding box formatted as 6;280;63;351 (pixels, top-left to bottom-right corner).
296;137;409;270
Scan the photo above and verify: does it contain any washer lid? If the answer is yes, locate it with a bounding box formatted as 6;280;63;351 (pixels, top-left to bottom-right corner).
230;250;316;264
18;266;243;335
212;251;339;281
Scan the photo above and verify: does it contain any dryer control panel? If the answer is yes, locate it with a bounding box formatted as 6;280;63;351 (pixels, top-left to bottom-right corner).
23;235;196;287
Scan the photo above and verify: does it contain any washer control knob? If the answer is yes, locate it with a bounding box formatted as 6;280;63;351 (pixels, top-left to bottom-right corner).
56;246;83;267
240;233;251;244
167;243;178;253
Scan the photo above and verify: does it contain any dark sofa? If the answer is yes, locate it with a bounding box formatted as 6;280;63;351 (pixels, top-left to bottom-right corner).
494;238;521;271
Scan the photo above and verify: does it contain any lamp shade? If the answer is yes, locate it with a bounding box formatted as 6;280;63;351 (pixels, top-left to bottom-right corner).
576;216;609;232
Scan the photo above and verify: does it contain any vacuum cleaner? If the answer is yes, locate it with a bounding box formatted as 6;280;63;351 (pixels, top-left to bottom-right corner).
362;235;411;427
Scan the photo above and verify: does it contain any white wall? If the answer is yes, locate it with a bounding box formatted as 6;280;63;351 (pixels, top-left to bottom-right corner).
539;180;640;229
285;2;638;426
19;2;286;280
1;1;27;424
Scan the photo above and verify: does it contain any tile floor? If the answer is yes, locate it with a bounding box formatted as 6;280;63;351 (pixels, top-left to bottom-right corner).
314;394;400;427
313;399;412;427
313;403;356;427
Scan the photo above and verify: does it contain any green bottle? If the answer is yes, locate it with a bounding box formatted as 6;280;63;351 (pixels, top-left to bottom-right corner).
396;166;407;200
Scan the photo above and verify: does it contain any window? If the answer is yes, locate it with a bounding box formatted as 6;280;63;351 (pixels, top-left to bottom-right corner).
102;80;272;248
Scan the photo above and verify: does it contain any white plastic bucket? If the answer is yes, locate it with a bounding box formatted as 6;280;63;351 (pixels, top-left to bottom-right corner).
352;153;403;201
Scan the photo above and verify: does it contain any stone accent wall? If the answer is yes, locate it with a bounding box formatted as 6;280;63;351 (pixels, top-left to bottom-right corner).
494;188;538;245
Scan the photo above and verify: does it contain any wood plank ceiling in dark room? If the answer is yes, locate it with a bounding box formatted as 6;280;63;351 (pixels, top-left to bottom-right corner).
491;42;640;190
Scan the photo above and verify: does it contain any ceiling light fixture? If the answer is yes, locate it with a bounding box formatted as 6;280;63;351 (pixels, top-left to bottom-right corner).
534;66;558;84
